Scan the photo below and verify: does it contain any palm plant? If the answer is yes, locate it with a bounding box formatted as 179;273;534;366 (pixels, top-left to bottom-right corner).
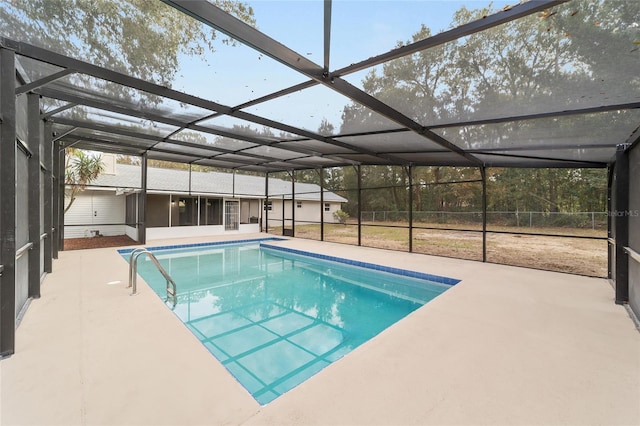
64;148;105;213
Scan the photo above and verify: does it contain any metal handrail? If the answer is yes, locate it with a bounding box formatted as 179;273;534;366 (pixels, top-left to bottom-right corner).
128;248;147;286
624;247;640;264
40;233;47;240
15;242;34;260
128;249;177;305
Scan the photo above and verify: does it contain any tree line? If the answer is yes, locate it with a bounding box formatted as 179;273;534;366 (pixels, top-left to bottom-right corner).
34;0;629;218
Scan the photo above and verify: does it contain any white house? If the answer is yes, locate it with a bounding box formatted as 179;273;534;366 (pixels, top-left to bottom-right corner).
64;159;347;241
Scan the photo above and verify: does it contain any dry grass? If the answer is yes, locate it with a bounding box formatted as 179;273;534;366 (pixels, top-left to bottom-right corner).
64;224;608;277
277;223;607;277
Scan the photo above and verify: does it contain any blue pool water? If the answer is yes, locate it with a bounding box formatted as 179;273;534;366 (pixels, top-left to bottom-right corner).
120;239;458;404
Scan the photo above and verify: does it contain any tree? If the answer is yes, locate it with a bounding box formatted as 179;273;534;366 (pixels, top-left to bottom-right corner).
64;149;105;213
1;0;255;88
334;1;626;217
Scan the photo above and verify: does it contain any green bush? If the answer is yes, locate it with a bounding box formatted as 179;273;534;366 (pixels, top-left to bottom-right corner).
333;209;349;224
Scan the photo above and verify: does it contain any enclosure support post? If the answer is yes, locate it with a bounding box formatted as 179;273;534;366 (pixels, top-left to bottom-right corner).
43;121;53;272
57;141;65;248
320;167;324;241
264;172;269;234
357;165;362;246
607;164;614;280
51;135;59;259
408;166;413;253
281;194;285;237
0;47;17;357
291;170;295;237
139;153;147;245
614;145;629;304
27;92;41;298
481;166;487;262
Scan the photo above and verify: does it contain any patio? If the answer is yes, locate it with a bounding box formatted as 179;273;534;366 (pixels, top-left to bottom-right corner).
2;235;638;425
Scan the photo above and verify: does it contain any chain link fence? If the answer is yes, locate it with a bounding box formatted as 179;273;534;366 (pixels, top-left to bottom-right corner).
361;211;607;230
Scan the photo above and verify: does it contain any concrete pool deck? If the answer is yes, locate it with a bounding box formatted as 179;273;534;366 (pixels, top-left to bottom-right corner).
1;234;639;425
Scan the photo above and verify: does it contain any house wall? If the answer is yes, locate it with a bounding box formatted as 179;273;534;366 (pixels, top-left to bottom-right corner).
146;223;260;241
64;190;126;238
125;225;138;241
266;199;341;227
66;189;342;239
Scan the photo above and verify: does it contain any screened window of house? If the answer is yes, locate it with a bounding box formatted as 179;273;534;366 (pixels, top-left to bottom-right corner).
125;194;136;226
264;201;272;211
324;203;330;211
175;197;198;226
200;198;222;225
146;194;169;228
297;201;302;208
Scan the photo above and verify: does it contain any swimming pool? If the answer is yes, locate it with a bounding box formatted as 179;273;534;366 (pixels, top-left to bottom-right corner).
121;239;459;404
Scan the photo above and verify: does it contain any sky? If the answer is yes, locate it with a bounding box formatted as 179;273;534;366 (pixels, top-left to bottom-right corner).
172;0;513;134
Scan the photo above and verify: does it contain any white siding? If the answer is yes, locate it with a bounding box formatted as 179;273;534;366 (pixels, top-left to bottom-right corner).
64;190;126;238
125;225;138;241
266;200;342;227
147;223;258;241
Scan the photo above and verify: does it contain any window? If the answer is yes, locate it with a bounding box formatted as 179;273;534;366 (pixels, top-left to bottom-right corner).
324;203;331;212
125;194;137;226
264;201;272;211
297;201;302;208
146;194;170;228
200;198;222;225
172;196;197;226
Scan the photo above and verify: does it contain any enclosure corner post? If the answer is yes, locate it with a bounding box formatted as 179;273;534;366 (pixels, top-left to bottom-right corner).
0;46;17;357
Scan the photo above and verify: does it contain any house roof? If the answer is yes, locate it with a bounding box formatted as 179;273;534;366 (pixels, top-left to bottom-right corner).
91;163;347;202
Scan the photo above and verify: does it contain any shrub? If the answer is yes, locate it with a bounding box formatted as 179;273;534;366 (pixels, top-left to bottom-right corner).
333;209;349;224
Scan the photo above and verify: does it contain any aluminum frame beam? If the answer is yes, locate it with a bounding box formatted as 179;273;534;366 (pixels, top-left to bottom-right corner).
35;86;383;164
323;0;332;72
161;0;478;165
333;0;570;77
15;69;74;95
2;38;381;162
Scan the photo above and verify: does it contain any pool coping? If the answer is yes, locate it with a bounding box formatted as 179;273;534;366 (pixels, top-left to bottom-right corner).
116;237;285;254
260;243;460;286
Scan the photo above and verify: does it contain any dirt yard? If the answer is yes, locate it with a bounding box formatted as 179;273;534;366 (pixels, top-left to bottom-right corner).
276;224;608;277
63;235;138;250
63;225;608;277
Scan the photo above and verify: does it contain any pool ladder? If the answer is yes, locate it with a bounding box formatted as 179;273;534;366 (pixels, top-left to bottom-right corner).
129;248;177;308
